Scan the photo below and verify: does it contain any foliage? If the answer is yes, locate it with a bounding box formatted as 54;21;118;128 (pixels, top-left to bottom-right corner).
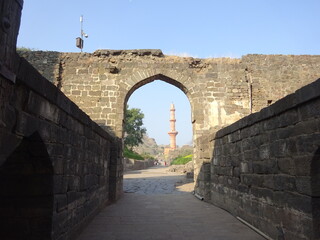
124;147;144;160
124;105;146;149
17;46;37;51
171;154;193;165
141;153;155;160
178;145;193;156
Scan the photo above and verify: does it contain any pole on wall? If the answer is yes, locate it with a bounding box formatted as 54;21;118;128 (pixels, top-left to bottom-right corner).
76;15;88;52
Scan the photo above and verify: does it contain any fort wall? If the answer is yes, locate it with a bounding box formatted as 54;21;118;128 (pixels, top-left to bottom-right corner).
19;50;320;192
209;79;320;239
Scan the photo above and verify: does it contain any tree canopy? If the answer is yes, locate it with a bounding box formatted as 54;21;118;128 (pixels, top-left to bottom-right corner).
124;105;146;149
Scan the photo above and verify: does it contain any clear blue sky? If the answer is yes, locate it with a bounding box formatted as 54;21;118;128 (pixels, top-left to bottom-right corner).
17;0;320;145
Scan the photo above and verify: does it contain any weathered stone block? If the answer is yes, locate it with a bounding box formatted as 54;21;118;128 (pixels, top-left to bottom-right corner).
295;176;312;196
52;211;68;238
243;149;260;163
297;134;320;155
55;194;68;212
263;117;280;131
240;162;249;173
270;139;287;158
302;96;320;122
277;158;295;175
71;90;81;96
276;126;294;139
293;156;312;176
53;175;69;194
273;174;296;191
67;176;80;191
252;160;278;174
227;130;240;143
27;92;60;123
15;111;40;136
292;119;319;136
240;174;264;187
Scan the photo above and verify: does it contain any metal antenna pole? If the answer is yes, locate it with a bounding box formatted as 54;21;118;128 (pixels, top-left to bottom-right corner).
76;15;88;52
80;15;83;52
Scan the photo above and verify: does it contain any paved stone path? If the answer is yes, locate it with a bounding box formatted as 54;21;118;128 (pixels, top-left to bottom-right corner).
77;166;265;240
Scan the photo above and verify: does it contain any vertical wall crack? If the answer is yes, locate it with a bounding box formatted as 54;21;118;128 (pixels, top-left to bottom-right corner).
245;67;253;113
56;57;64;90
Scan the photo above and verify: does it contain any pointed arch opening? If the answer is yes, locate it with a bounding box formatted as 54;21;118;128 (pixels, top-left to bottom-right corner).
122;74;193;172
124;74;190;106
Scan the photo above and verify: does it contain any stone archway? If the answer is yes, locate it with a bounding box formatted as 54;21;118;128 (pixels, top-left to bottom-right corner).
18;50;254;187
123;74;194;162
118;73;199;174
20;50;320;194
112;69;198;139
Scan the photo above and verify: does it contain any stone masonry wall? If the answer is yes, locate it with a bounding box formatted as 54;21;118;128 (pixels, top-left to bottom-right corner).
0;1;122;239
209;79;320;239
0;56;123;240
124;158;154;171
19;50;320;191
242;54;320;112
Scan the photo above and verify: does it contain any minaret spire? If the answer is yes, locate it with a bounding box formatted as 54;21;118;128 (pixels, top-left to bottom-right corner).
168;103;178;149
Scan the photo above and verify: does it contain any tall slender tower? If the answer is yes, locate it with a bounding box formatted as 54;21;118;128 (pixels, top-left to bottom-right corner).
168;103;178;149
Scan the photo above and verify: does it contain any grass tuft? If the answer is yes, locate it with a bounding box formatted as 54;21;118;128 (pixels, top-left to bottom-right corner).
171;154;193;165
124;147;144;160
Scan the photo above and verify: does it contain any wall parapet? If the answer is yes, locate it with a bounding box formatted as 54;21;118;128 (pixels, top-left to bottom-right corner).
209;78;320;239
93;49;164;57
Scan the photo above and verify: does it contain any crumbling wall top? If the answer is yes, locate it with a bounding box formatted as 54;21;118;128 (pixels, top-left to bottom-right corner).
93;49;164;57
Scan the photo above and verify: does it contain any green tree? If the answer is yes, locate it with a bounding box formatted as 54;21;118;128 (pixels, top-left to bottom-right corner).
124;105;146;150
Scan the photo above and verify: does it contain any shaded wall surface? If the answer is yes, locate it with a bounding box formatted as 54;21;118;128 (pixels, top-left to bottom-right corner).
209;79;320;240
0;1;122;239
0;55;123;240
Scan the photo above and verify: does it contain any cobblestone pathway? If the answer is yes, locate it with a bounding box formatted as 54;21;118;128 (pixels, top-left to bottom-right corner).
77;166;265;240
123;166;194;195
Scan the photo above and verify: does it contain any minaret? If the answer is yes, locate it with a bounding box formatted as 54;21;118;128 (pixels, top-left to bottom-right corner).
168;103;178;149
